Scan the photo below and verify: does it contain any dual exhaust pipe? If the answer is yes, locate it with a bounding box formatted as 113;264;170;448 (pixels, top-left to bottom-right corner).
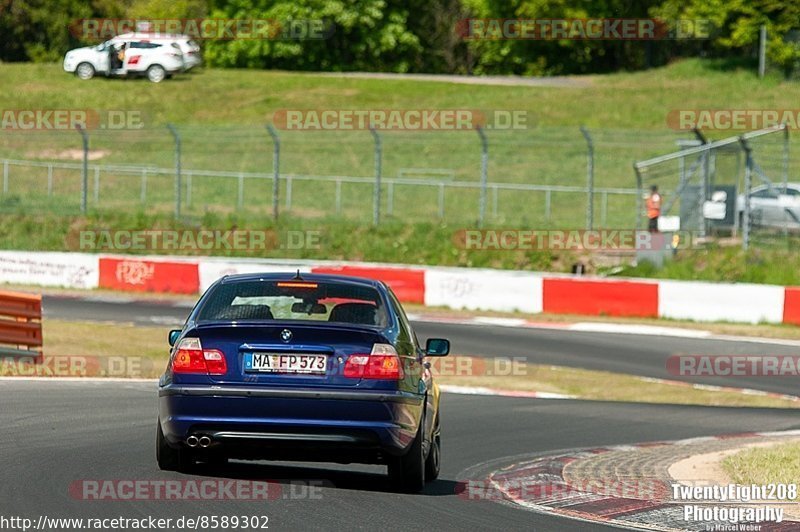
186;435;212;448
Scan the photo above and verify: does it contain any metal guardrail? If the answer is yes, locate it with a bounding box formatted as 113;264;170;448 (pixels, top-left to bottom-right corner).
0;291;43;358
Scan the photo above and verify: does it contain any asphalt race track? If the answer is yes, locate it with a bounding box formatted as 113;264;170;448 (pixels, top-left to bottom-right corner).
3;380;800;531
44;295;800;396
2;295;796;530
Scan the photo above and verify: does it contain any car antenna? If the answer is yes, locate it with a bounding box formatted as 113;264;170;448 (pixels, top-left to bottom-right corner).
293;269;303;280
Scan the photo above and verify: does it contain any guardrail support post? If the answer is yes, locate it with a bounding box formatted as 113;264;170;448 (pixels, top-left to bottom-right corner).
166;124;182;219
76;125;89;213
369;126;382;225
476;126;489;227
266;125;280;220
580;126;594;230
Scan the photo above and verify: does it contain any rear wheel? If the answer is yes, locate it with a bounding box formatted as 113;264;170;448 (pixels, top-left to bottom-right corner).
147;65;166;83
156;420;192;471
75;62;95;80
424;415;441;482
388;421;425;492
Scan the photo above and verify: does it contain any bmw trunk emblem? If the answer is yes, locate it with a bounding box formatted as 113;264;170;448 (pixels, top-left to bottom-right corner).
280;329;293;343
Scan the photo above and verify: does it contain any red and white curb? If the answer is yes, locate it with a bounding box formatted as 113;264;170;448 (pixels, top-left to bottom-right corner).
7;251;800;326
461;431;800;531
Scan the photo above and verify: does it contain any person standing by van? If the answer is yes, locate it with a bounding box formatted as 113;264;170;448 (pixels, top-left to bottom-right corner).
646;185;661;232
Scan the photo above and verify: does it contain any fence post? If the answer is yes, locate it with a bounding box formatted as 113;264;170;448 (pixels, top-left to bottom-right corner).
369;126;382;225
47;164;53;196
633;164;644;229
387;182;394;216
758;25;767;79
438;183;445;218
476;126;489;227
266;124;280;220
76;125;89;213
166;124;182;219
2;160;8;194
335;179;342;214
739;138;753;251
237;173;244;209
580;126;594;230
286;176;292;211
782;123;790;192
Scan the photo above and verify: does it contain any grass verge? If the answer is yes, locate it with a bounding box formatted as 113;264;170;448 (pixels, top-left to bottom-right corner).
8;319;797;409
6;210;800;286
722;442;800;500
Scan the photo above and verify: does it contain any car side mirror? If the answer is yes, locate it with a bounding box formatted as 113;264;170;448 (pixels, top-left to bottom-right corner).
425;338;450;356
168;329;181;347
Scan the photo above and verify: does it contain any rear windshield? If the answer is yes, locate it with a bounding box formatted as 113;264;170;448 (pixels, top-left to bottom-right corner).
197;280;388;327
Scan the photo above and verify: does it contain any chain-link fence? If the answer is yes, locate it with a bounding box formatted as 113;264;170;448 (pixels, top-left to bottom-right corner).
4;124;793;230
634;124;793;249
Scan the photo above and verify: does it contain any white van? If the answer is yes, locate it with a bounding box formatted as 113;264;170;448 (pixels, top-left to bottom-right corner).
63;33;197;82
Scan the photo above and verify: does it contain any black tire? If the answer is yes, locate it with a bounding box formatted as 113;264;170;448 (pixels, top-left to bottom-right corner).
424;415;441;482
75;62;95;80
156;420;192;471
388;421;426;493
147;65;166;83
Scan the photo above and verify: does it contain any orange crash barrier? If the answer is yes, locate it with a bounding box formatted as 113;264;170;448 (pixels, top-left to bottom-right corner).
0;290;43;358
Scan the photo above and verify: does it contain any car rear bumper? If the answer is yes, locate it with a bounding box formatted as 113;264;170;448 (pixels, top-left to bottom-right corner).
158;384;423;462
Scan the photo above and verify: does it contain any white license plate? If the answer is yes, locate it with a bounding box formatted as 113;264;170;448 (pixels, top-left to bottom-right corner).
244;353;327;374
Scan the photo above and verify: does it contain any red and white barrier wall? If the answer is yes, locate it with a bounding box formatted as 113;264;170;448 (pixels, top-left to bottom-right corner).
2;250;799;326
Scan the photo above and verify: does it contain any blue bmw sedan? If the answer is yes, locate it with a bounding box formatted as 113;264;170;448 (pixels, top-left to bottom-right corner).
157;272;450;492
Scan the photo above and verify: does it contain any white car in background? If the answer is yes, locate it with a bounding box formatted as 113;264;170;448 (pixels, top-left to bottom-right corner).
63;33;197;82
175;37;202;70
736;182;800;229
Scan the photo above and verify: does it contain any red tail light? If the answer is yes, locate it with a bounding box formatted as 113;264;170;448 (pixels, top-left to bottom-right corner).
172;338;227;375
343;344;403;380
